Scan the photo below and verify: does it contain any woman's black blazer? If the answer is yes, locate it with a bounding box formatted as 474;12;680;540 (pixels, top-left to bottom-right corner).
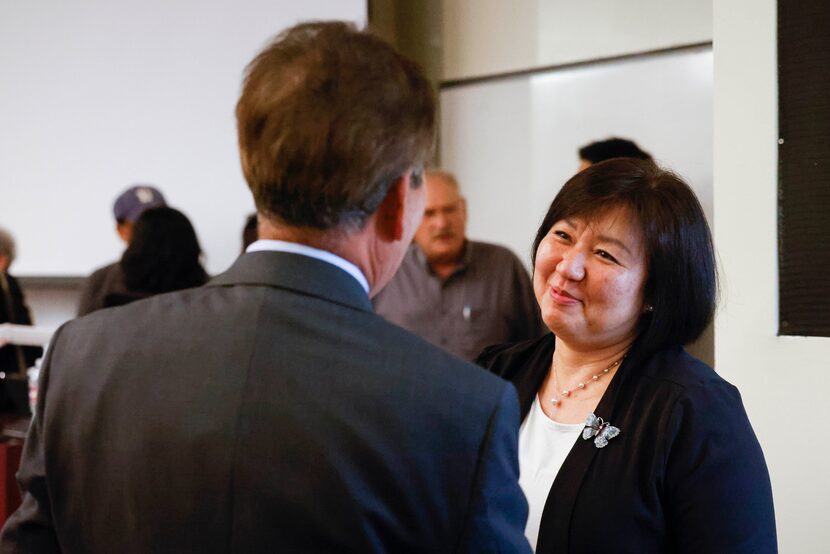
477;334;777;554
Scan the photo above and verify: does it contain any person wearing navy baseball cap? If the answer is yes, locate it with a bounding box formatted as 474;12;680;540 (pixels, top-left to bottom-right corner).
76;184;167;315
111;184;167;242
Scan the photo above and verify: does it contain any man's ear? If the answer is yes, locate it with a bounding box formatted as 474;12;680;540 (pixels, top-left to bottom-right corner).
375;176;408;242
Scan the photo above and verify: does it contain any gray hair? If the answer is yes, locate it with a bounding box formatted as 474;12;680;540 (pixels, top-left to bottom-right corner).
426;169;461;192
0;227;16;264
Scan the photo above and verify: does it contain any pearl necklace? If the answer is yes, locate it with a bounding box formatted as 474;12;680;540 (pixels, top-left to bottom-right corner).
550;357;624;407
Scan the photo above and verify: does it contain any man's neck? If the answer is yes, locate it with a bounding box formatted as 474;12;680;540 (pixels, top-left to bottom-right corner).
258;221;343;252
429;260;460;280
422;242;466;281
258;216;381;295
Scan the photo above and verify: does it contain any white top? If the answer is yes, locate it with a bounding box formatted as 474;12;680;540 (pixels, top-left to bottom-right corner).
518;395;584;551
246;239;369;294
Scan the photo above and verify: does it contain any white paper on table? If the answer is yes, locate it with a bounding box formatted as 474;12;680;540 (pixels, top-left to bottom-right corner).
0;323;55;347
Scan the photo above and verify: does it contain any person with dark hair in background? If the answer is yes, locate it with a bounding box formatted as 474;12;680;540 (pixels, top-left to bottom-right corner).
1;21;530;553
101;206;208;309
0;227;42;415
477;159;776;553
241;212;258;252
77;184;167;315
577;137;652;171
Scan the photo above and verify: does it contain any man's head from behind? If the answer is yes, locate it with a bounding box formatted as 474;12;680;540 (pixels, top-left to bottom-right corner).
414;170;467;268
113;185;167;243
578;137;652;171
236;21;436;234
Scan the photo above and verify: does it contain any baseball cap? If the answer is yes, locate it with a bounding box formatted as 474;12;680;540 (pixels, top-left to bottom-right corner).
113;185;167;223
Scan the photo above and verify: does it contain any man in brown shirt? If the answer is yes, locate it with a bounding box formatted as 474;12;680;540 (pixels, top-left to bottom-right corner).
374;170;545;360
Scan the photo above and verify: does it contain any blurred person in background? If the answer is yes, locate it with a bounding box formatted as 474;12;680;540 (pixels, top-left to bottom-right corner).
374;169;544;361
0;227;42;415
577;137;652;171
100;206;208;309
77;184;166;315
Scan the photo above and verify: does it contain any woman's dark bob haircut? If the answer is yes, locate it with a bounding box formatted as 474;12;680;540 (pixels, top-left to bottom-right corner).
532;158;717;354
121;207;208;294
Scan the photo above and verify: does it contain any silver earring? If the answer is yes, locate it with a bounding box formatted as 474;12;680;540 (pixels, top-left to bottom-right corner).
644;304;654;313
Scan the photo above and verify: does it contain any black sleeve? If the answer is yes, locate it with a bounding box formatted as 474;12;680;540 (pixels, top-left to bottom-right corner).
5;276;33;326
4;275;43;366
663;382;777;553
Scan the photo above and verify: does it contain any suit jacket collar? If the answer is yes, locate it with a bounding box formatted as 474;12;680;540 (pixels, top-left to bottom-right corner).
208;251;373;313
506;334;555;420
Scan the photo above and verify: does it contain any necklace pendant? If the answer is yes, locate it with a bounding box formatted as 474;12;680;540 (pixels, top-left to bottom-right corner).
550;355;625;413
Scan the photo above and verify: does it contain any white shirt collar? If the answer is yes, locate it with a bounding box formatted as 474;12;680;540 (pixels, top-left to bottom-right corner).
245;239;369;294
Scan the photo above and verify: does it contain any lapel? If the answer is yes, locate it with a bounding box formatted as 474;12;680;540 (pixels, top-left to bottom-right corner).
208;251;373;314
512;335;556;421
535;340;648;554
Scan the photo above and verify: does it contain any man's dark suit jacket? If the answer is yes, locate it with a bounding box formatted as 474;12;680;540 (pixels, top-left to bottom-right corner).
0;251;530;553
478;334;777;554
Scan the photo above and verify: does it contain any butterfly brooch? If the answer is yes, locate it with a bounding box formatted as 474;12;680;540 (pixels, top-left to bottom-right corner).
582;413;620;449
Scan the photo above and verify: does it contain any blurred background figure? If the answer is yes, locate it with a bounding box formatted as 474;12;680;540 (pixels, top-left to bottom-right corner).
0;227;42;415
577;137;652;171
374;169;544;361
97;207;208;310
77;185;167;315
241;213;258;253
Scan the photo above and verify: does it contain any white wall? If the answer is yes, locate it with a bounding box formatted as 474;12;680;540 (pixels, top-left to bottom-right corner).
441;48;713;266
0;0;365;278
714;1;830;550
442;0;711;80
4;1;366;330
439;6;714;364
440;77;535;261
23;286;78;331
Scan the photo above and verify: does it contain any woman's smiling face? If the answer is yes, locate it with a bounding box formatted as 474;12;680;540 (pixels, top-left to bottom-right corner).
533;205;648;351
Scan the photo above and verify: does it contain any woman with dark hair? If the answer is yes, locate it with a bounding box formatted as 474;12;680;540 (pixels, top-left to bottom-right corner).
102;207;208;308
477;159;776;553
